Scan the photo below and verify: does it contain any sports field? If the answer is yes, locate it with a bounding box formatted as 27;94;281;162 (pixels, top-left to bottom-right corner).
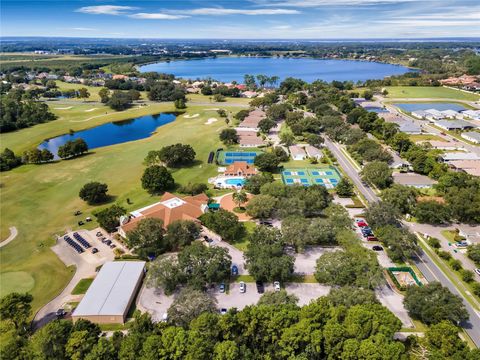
0;101;242;312
282;167;341;189
217;150;261;165
385;86;480;101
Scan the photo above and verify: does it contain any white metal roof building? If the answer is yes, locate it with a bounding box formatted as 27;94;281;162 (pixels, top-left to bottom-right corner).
72;261;146;324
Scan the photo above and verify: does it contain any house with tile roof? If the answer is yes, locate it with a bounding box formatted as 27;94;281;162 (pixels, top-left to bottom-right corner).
118;192;208;238
224;161;258;177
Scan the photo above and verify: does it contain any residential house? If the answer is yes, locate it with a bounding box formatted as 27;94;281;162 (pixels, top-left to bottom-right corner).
461;132;480;144
448;160;480;177
399;121;422;134
118;193;209;238
441;152;480;162
237;131;265;147
304;145;323;160
393;173;437;189
289;146;307;161
462;110;480;121
427;140;464;151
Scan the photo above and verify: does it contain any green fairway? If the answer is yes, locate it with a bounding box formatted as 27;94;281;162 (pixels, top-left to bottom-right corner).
0;103;242;312
385;86;480;101
0;271;35;297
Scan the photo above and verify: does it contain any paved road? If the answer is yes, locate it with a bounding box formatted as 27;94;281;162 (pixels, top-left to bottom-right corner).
325;136;480;347
0;226;18;248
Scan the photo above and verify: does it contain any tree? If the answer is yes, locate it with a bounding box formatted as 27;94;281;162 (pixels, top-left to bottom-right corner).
167;288;218;328
0;148;22;171
363;89;374;100
174;98;186;109
29;320;73;360
246;194;277;219
423;320;474;359
158;143;196;167
65;330;98;360
381;184;417;214
254;153;280;172
305;133;324;148
126;218;166;258
374;225;418;262
258;290;298;306
141;165;175;194
361;161;392;189
146;254;183;294
243;173;274;194
164;220;200;250
467;244;480;266
336;178;354;197
326;287;379;308
273;147;289;162
57;138;88;159
94;204;126;232
258;118;276;133
79;182;109;205
414;201;450;224
77;88;90;101
280;126;295;146
213;341;240;360
107;91;133;111
127;89;141;101
219;128;238;145
85;338;117;360
199;209;245;242
404;282;469;325
23;148;53;164
178;182;208;196
364;201;400;228
0;292;32;330
98;88;110;103
232;190;248;209
148;81;185;102
315;250;384;289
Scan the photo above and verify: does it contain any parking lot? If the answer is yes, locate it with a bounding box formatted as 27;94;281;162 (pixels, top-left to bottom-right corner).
293;246;341;274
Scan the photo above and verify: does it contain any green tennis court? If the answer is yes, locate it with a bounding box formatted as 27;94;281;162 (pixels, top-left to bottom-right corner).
282;167;341;189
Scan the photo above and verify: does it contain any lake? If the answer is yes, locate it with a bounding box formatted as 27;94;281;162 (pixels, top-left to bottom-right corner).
394;103;468;112
39;113;177;157
139;57;414;83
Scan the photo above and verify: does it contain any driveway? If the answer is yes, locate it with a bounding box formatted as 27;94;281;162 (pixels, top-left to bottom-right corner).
376;284;413;328
33;229;115;328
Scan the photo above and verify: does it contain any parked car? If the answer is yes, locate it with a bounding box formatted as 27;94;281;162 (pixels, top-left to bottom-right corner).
78;221;84;226
357;221;368;227
219;283;225;293
239;281;246;293
475;269;480;276
274;281;281;291
220;308;228;315
260;221;273;227
74;211;81;216
85;217;92;222
55;309;66;319
367;236;378;241
372;245;383;251
110;244;116;249
231;265;239;276
162;313;168;322
92;248;98;254
96;231;102;237
255;281;264;294
105;240;112;246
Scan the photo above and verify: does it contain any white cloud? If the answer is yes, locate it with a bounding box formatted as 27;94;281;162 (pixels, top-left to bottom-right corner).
272;25;293;29
252;0;416;6
185;8;300;15
71;27;96;31
76;5;138;15
129;13;189;20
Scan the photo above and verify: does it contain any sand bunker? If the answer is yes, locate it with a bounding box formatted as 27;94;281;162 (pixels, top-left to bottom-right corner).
85;108;96;112
205;108;220;111
54;106;73;110
205;118;218;125
183;113;199;119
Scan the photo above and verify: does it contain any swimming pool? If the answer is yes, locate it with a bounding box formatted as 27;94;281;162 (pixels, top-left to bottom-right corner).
225;178;245;186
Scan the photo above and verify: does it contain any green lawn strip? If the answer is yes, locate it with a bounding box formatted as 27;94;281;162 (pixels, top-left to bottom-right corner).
384;86;480;101
231;221;256;252
339;147;362;172
428;124;479;145
440;230;457;243
71;278;94;295
416;234;480;311
0;103;244;314
408;134;444;143
99;323;128;331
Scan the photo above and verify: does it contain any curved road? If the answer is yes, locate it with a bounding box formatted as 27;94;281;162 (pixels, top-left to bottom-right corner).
0;226;18;248
324;136;480;347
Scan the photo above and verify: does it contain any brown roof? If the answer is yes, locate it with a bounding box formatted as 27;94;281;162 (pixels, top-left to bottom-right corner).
224;161;258;176
121;192;208;234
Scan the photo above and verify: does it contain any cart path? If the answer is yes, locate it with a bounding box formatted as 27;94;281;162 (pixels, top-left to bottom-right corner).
0;226;18;248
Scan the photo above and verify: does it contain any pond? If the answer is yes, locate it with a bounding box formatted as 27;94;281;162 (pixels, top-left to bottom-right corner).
394;103;468;112
39;113;177;157
139;57;414;83
363;106;389;113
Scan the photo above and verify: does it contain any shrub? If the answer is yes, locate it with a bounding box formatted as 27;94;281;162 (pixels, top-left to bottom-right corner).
460;269;474;283
437;250;452;261
449;259;462;271
427;237;441;249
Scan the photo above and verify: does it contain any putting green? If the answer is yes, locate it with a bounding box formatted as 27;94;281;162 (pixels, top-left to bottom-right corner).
0;271;35;297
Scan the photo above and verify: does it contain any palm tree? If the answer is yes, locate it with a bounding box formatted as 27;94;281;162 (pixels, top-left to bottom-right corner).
232;190;248;209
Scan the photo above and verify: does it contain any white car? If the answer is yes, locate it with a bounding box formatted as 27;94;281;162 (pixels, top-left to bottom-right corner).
239;281;246;293
475;269;480;276
274;281;281;291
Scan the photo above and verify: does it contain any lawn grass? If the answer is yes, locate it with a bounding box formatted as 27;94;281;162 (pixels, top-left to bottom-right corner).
0;102;244;313
408;134;444;143
385;86;480;101
71;278;94;295
232;221;256;252
0;271;35;298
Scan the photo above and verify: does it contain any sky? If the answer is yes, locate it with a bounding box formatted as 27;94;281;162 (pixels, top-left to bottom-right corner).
1;0;480;39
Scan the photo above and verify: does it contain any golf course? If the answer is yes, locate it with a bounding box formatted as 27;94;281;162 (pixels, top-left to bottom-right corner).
0;94;246;312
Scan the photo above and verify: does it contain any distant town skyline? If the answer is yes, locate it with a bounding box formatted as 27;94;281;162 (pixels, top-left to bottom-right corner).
1;0;480;39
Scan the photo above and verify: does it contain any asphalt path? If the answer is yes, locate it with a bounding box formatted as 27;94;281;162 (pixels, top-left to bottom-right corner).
324;136;480;347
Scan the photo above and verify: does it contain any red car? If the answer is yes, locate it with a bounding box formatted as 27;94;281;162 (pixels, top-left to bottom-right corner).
367;236;378;241
357;221;368;227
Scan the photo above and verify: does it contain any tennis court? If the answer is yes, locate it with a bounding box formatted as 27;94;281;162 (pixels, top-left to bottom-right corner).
217;150;261;165
282;167;341;189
